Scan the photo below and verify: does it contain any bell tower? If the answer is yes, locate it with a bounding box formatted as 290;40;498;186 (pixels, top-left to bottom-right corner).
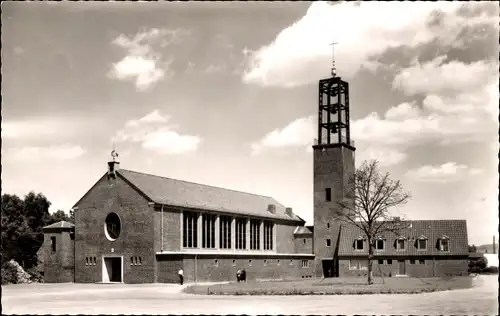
313;42;355;278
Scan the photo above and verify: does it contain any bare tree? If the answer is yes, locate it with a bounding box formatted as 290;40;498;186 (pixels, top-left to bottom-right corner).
333;160;411;285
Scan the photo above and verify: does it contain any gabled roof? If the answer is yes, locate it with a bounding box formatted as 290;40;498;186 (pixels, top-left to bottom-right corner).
338;220;468;257
294;226;313;235
43;221;74;230
118;169;303;222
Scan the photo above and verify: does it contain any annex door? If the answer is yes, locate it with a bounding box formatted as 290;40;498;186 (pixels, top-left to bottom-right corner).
103;257;122;283
398;260;406;275
322;259;334;278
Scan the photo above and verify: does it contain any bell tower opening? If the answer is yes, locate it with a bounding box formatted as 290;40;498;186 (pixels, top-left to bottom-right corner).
313;42;355;278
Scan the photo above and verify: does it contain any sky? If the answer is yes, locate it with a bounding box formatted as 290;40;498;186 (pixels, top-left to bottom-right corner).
2;1;498;245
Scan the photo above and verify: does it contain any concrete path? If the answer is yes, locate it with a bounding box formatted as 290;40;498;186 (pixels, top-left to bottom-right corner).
2;275;497;315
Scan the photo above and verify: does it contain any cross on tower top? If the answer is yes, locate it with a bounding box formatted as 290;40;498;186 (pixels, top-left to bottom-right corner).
330;41;338;77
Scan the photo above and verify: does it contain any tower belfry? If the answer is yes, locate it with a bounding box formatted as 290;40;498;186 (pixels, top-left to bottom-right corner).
316;41;354;150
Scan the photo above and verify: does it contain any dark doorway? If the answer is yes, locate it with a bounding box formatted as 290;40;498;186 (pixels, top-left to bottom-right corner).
104;257;122;282
322;259;335;278
398;260;406;275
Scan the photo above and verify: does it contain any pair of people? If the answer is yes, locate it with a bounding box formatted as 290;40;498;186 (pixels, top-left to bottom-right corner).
236;269;246;282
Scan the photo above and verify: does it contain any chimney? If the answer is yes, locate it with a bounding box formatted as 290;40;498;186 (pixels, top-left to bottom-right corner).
107;161;120;180
285;207;293;217
494;235;496;254
267;204;276;214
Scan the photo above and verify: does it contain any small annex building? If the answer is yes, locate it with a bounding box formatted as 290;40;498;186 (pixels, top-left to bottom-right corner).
42;67;470;284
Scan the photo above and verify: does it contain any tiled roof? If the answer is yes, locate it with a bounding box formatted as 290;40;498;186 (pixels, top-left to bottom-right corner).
294;226;313;235
118;169;303;222
43;221;75;230
338;220;468;257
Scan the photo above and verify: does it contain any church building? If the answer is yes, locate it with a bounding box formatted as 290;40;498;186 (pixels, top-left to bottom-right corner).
42;66;469;283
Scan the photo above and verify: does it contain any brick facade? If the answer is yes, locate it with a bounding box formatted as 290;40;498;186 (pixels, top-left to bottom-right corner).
42;229;74;283
73;173;156;283
313;145;355;277
339;256;469;277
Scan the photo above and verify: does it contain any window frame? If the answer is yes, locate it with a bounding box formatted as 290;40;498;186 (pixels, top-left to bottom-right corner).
51;236;56;252
301;260;309;268
416;236;428;250
396;238;406;251
439;237;450;252
325;188;332;201
374;238;385;250
354;238;364;251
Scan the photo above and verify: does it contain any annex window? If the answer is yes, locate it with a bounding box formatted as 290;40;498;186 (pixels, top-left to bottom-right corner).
378;259;383;264
235;218;247;250
214;259;218;267
416;237;427;250
202;213;216;249
303;238;306;244
396;238;406;250
387;259;392;265
183;211;198;248
263;221;274;250
349;259;368;270
374;239;385;250
326;238;331;247
354;239;364;250
277;259;280;265
130;257;133;266
264;259;267;266
86;257;89;266
325;188;332;201
250;219;261;250
219;215;232;249
51;236;56;252
289;259;293;266
410;259;415;264
439;238;449;252
327;222;330;229
232;259;236;266
419;259;425;265
248;259;252;266
301;260;309;268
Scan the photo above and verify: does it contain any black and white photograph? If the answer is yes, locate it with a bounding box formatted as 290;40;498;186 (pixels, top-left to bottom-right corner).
1;1;498;314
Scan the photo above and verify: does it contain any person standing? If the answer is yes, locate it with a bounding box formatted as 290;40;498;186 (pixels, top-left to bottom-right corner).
178;269;184;285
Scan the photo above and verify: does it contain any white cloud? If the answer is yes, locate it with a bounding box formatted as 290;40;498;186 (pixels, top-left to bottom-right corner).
356;146;407;167
5;144;86;161
353;56;498;147
242;2;495;87
251;116;315;155
392;57;496;96
406;162;483;183
109;28;185;91
384;102;421;120
113;110;201;155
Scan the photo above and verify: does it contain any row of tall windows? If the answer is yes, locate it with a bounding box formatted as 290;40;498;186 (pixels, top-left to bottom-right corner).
235;218;246;250
219;215;232;249
250;219;261;250
202;214;216;249
183;213;274;250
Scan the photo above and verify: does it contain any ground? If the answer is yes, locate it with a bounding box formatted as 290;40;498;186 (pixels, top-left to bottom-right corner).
184;276;475;295
2;275;497;314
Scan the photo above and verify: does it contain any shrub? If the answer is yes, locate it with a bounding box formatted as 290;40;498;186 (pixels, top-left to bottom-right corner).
481;266;499;274
1;261;18;285
1;260;32;285
26;266;44;283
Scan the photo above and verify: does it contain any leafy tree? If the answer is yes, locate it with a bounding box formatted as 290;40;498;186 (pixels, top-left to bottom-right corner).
47;210;71;225
468;244;477;253
69;208;75;223
1;192;51;269
333;160;411;285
